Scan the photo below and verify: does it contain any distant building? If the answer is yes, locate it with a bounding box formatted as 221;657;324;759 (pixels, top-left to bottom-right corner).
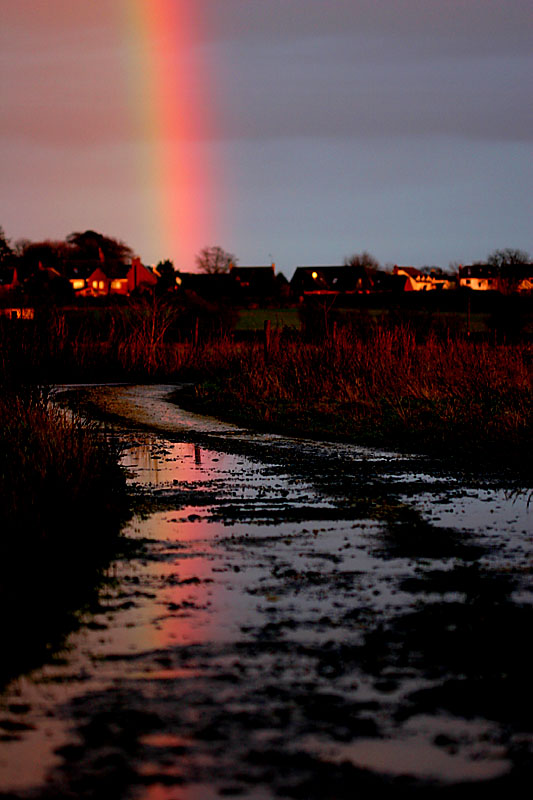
230;264;288;304
291;265;405;300
458;264;499;291
70;257;158;296
291;265;370;298
0;306;34;320
177;272;236;301
0;267;21;294
393;266;455;291
515;268;533;293
177;263;289;305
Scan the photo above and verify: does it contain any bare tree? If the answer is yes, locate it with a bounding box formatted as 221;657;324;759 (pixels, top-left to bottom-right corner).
487;248;530;268
344;251;380;271
0;226;13;264
484;248;531;294
195;245;236;274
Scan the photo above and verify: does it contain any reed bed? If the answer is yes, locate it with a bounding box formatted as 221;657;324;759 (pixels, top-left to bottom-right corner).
183;325;533;466
2;303;532;468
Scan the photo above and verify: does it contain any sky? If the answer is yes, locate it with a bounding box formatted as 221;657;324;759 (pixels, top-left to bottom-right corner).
1;0;532;275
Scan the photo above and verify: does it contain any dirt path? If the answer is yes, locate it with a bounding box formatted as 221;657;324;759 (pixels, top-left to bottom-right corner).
1;385;532;798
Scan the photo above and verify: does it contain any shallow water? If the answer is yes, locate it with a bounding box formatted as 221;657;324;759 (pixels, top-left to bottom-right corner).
0;385;531;798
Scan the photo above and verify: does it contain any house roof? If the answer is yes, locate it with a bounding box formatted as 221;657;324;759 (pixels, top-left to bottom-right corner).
291;265;368;293
231;265;276;286
393;265;420;278
231;265;275;274
459;264;499;278
0;267;18;286
178;272;235;297
87;266;112;282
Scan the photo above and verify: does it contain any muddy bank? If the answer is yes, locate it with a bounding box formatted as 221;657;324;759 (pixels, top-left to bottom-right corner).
0;385;531;798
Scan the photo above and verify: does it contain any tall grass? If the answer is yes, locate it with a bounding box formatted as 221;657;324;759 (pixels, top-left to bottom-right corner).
2;303;532;466
182;324;533;466
0;388;126;546
0;387;128;685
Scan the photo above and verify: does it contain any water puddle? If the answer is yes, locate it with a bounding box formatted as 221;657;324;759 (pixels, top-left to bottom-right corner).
0;385;531;797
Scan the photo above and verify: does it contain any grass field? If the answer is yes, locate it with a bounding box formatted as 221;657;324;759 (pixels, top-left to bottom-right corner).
235;307;301;331
234;304;530;337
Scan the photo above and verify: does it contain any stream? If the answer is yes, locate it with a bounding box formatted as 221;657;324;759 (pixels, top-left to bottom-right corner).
0;384;532;798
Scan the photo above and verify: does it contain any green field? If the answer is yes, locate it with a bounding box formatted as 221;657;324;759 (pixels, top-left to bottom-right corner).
235;308;301;331
234;305;511;336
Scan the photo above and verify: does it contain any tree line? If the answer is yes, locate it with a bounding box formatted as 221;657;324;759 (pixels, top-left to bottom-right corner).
1;225;530;280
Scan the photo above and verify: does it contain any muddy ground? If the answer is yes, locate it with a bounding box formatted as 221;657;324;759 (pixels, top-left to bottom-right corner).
0;385;532;799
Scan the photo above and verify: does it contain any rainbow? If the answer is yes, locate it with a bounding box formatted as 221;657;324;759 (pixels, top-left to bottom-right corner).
121;0;213;269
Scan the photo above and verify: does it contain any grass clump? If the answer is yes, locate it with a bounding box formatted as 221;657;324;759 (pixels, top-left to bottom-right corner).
0;388;127;549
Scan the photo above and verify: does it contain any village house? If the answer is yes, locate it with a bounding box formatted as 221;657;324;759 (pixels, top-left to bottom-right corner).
290;265;370;299
71;257;159;297
0;306;35;320
393;266;455;291
290;265;406;301
176;264;289;306
458;264;500;291
515;266;533;292
499;264;533;293
230;264;289;305
176;272;236;301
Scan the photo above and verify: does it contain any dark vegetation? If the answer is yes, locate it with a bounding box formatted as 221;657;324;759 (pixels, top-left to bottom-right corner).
0;384;129;685
0;327;129;686
179;323;533;475
2;294;532;477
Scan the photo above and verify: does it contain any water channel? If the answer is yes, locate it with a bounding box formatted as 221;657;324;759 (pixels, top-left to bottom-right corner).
0;385;532;798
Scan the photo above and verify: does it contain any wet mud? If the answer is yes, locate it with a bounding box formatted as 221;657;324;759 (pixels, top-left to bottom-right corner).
0;384;532;798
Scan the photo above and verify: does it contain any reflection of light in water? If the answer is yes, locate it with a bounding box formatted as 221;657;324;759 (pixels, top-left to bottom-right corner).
110;510;220;654
121;438;236;486
8;386;528;794
140;782;231;800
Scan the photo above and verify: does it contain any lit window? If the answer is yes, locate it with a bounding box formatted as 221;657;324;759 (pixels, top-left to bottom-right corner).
311;271;318;279
92;280;98;289
98;281;104;289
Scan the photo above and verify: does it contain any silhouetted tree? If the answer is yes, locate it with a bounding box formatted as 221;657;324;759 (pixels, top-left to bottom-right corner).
0;227;13;265
18;240;71;275
13;239;31;258
155;259;178;292
344;251;380;271
195;245;236;274
487;248;530;268
66;230;134;270
486;248;531;294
